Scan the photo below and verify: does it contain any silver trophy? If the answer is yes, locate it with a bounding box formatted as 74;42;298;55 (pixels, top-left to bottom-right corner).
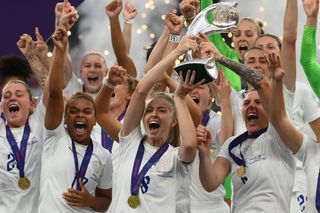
174;2;239;84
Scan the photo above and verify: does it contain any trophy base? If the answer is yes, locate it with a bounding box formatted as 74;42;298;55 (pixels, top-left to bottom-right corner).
174;58;217;85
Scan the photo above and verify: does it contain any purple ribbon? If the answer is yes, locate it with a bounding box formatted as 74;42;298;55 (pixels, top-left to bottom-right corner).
130;136;169;195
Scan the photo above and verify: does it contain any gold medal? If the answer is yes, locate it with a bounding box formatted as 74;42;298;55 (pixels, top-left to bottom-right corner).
237;166;246;177
128;195;140;208
18;177;30;190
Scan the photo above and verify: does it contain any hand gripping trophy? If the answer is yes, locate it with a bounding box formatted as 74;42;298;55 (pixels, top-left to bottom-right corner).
174;2;239;84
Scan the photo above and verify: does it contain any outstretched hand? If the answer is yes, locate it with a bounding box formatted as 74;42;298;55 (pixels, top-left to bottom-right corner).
211;71;231;105
266;53;285;81
175;70;205;98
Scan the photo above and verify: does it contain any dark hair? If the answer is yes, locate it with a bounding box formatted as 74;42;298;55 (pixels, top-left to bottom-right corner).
65;92;96;115
256;34;282;50
0;55;32;88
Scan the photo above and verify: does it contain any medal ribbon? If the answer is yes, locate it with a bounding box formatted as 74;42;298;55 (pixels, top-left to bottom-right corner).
228;127;267;167
201;110;210;127
316;167;320;211
5;120;31;178
130;137;169;196
71;139;93;190
101;111;126;153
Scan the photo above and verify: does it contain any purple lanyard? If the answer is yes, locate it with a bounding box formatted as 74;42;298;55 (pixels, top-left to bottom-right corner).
101;111;126;153
5;120;31;178
130;137;169;196
316;168;320;211
201;110;210;127
228;127;267;168
71;139;93;190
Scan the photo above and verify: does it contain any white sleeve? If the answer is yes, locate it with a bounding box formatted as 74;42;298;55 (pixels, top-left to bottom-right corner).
217;136;234;162
63;73;82;97
43;121;65;155
294;134;318;167
300;84;320;122
97;153;113;190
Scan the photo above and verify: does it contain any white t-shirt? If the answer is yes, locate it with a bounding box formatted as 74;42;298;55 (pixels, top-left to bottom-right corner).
38;122;113;213
189;110;230;213
110;127;191;213
64;73;83;97
294;135;320;213
0;103;45;213
218;124;296;213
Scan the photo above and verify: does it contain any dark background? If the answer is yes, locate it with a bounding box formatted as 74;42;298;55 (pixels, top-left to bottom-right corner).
1;1;84;57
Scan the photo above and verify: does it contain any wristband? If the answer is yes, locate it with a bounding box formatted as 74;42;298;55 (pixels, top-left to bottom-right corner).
185;13;196;21
168;33;181;43
124;19;133;24
103;78;115;90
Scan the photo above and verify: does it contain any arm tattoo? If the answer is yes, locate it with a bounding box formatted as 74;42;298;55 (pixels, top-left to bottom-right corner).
26;55;49;89
219;56;264;90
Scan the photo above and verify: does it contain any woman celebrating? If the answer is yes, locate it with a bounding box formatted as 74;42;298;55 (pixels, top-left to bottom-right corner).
110;35;202;212
197;53;305;212
39;26;113;212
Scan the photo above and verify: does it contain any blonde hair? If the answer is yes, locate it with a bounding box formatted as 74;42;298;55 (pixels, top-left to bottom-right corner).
80;51;107;68
145;92;180;147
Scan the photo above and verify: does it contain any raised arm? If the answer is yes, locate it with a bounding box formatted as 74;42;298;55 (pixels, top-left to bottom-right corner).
44;26;68;130
95;66;126;142
267;53;303;153
121;35;198;136
197;125;231;192
175;71;204;162
105;0;137;77
164;73;202;126
281;0;298;92
211;71;233;144
55;0;79;87
17;33;49;90
300;0;320;98
122;1;137;54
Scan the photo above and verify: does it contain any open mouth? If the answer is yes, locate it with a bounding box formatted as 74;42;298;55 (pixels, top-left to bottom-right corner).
239;44;248;53
74;121;87;134
149;121;160;130
111;92;115;97
192;97;200;105
88;76;99;83
9;104;20;113
247;113;258;123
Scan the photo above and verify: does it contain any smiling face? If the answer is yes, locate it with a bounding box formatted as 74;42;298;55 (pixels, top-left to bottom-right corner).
190;84;212;114
80;53;107;94
64;96;96;145
1;81;35;128
233;19;260;60
241;91;268;134
143;96;177;144
255;35;281;55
